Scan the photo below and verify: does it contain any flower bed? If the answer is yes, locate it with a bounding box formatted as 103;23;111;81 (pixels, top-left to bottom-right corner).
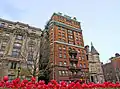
0;76;120;89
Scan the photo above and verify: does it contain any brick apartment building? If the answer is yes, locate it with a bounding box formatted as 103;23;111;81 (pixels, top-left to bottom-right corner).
102;53;120;82
45;12;89;82
0;12;89;82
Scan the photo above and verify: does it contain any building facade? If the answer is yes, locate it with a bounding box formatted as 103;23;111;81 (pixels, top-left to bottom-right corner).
85;43;104;83
102;53;120;82
45;12;89;82
111;53;120;82
0;18;42;80
102;62;116;82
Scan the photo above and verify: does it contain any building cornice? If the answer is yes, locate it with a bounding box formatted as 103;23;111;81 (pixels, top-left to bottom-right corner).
52;12;80;23
0;18;41;31
54;41;84;48
111;56;120;60
48;20;82;32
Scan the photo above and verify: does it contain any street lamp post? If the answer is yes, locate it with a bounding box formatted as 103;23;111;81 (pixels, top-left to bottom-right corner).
17;67;21;78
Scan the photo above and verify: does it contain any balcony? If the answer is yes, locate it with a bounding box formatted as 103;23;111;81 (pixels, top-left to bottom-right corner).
69;73;84;79
69;58;78;62
69;66;81;71
69;74;81;79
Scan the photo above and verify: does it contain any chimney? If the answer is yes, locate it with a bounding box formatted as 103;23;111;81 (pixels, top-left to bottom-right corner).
85;45;89;53
115;53;120;57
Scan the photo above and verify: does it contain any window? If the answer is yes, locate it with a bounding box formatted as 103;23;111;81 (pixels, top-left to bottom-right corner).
65;71;68;76
62;33;65;37
80;63;82;68
76;37;79;41
58;38;61;41
8;25;12;28
58;26;61;30
12;48;20;52
20;26;24;28
5;33;10;36
51;62;53;66
74;72;77;75
70;71;72;75
84;64;86;68
58;46;62;50
68;41;73;44
68;35;73;39
62;71;65;76
64;61;67;66
27;61;33;65
1;46;5;51
74;22;78;25
61;27;65;31
1;22;5;25
70;63;72;67
63;54;66;58
68;30;72;33
61;39;65;42
78;50;80;53
63;46;66;50
73;63;76;67
58;32;61;36
16;35;23;40
2;42;7;45
59;62;62;66
13;43;22;48
81;56;84;60
82;50;84;54
79;57;81;60
10;62;17;69
11;51;19;57
76;33;78;35
0;23;5;27
0;51;3;57
66;19;72;23
59;16;64;20
59;71;62;76
27;53;33;61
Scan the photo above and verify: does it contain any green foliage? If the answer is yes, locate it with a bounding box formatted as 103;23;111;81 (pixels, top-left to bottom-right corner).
20;68;31;76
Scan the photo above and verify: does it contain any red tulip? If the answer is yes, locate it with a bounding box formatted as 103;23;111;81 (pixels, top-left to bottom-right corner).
3;76;8;82
39;80;45;85
51;80;57;85
48;82;54;88
31;76;36;82
82;83;88;88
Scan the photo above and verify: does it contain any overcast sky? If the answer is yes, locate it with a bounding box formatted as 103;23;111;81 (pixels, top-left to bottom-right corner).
0;0;120;63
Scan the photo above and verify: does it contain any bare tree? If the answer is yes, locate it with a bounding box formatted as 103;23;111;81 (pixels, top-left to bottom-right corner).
19;32;42;77
38;30;51;83
19;30;51;82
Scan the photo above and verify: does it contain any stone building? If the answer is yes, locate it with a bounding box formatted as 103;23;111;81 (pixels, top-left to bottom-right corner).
45;12;89;82
0;18;42;80
85;43;104;83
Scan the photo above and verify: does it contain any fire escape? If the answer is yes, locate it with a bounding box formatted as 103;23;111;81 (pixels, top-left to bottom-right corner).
68;48;82;81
